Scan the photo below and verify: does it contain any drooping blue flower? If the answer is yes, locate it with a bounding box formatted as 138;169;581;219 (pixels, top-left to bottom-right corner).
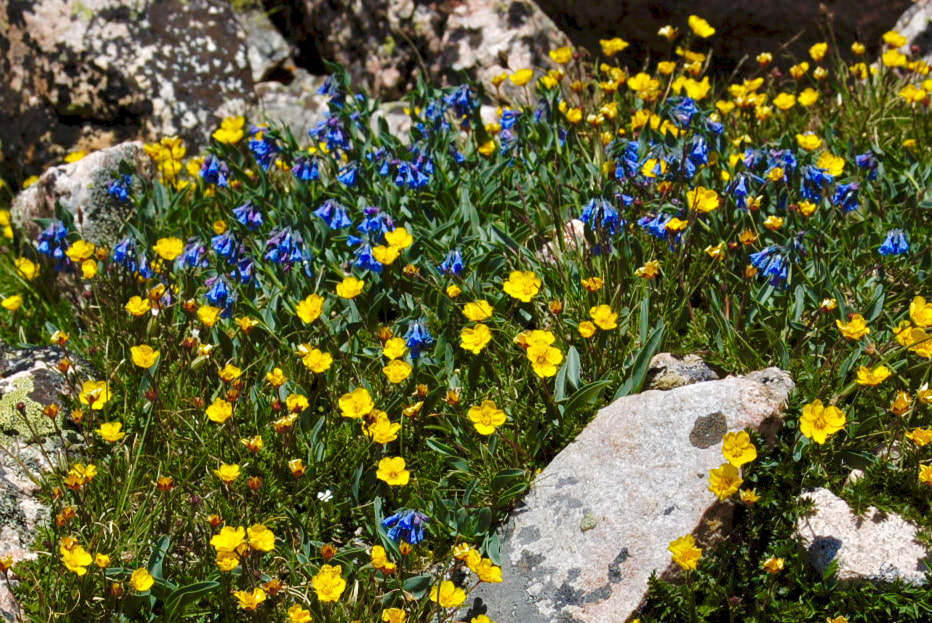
292;156;319;182
310;115;352;152
382;509;430;544
834;182;860;213
112;237;152;278
580;198;625;236
205;276;232;308
614;141;641;180
248;127;280;171
211;231;242;263
317;75;344;107
855;151;879;180
730;175;750;209
404;319;434;360
637;213;673;240
443;85;477;128
879;229;909;255
800;165;833;202
358;208;394;237
314;199;352;230
438;249;465;276
36;221;69;269
337;164;358;187
353;243;382;273
750;246;789;288
200;155;230;186
669;97;699;128
233;202;264;231
107;175;133;202
183;239;208;269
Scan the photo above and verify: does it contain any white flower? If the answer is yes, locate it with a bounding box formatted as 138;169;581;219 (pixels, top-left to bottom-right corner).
317;489;333;502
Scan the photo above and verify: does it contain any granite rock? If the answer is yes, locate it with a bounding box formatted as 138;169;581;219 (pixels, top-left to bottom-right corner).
11;141;154;244
797;487;930;585
893;0;932;63
470;368;794;623
647;353;720;391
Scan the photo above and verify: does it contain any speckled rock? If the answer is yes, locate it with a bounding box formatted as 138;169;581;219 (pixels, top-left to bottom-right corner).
647;353;720;391
266;0;570;98
797;487;930;585
0;342;75;621
894;0;932;63
0;0;254;180
534;0;912;73
469;368;794;623
254;69;330;140
11;142;154;244
239;8;295;83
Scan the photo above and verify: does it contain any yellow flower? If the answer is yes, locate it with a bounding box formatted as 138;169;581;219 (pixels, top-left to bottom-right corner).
14;257;38;281
600;37;629;56
247;524;276;552
809;42;828;61
339;387;374;419
658;25;678;41
816;152;845;177
688;15;715;38
578;321;597;338
214;463;241;484
666;217;689;233
906;428;932;447
286;394;309;413
233;587;267;611
61;539;94;575
763;215;784;231
836;314;869;340
130;344;159;369
722;431;757;467
130;568;154;592
657;60;677;75
503;270;541;302
65;240;96;263
210;525;246;552
891;391;912;416
708;463;743;500
796;132;822;151
686;186;720;213
125;296;151;316
798;88;820;106
381;337;407;360
446;284;462;298
212;116;245;144
377;456;410;486
1;294;22;312
385;226;413;249
219;363;243;383
739;488;760;504
371;545;397;572
94;553;110;568
882;49;907;68
365;412;402;444
790;61;810;78
705;243;726;261
463;300;493;322
773;92;795;110
581;277;604;292
96;422;126;443
851;41;866;55
635;260;660;279
668;534;702;571
296;294;324;323
460;324;493;354
510;69;534;86
468;400;506;435
589;305;618;330
799;399;846;444
64;150;87;163
856;365;890;386
762;556;785;573
910;296;932;327
549;47;573;64
206;398;233;423
383;359;413;383
311;563;347;601
429;580;466;608
301;347;333;373
153;237;183;261
756;52;773;66
883;30;908;47
683;77;711;100
336;276;365;299
198;305;222;327
373;245;401;265
478;140;496;156
474;557;503;583
80;380;111;410
288;604;313;623
798;201;818;217
382;608;407;623
527;342;563;378
918;464;932;487
288;458;307;477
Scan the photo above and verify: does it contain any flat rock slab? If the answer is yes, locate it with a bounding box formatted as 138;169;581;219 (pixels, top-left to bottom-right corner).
471;368;793;623
797;487;930;585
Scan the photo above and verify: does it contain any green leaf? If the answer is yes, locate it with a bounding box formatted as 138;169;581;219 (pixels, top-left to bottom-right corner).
613;321;666;399
164;582;220;620
564;379;613;420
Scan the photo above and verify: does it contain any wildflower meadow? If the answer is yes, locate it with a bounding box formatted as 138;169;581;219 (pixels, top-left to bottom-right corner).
0;15;931;623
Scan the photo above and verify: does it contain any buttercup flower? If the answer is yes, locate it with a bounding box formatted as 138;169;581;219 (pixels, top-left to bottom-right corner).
382;337;408;359
688;15;715;38
799;399;846;444
288;605;313;623
463;300;494;322
589;305;618;330
668;534;702;571
339;387;374;419
429;580;466;608
206;398;233;423
468;400;506;435
460;324;493;354
247;524;276;552
336;276;365;299
836;314;870;340
722;431;757;467
503;271;541;302
301;347;333;373
130;568;154;592
214;463;241;484
125;296;151;316
153;237;183;261
377;457;410;486
96;422;126;443
233;587;267;611
763;556;785;574
708;463;743;500
365;412;402;444
383;359;413;383
296;294;324;323
80;380;111;410
313;565;347;602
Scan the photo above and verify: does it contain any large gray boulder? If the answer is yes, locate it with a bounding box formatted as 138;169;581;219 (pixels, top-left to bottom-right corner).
0;0;254;181
11;142;154;244
894;0;932;64
470;368;794;623
797;487;931;585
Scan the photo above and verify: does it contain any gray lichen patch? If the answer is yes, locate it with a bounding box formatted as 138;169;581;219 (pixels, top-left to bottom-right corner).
0;374;58;443
689;411;728;449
